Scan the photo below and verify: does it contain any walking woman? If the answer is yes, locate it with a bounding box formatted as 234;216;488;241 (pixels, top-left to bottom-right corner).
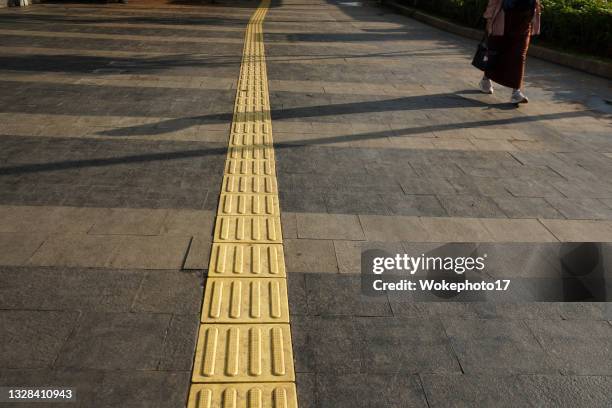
479;0;541;104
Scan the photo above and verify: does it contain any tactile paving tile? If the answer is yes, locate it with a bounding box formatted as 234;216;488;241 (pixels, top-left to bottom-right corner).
232;107;269;121
218;194;280;216
222;175;278;194
187;383;298;408
209;243;286;278
214;216;282;243
225;158;276;176
233;105;270;118
228;145;274;160
230;132;273;147
202;278;289;323
192;323;295;383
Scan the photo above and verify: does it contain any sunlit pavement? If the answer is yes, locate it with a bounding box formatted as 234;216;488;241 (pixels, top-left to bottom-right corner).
1;0;612;406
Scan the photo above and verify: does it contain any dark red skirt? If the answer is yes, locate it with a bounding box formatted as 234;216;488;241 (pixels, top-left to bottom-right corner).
485;9;534;89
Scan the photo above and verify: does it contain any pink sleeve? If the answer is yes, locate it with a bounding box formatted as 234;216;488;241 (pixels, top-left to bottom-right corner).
531;1;542;35
483;0;501;19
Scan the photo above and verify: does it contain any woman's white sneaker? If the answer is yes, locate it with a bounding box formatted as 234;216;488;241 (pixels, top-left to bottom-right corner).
479;78;494;94
511;89;529;104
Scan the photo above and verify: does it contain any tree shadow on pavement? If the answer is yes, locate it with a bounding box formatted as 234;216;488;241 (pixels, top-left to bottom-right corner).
95;91;527;137
0;13;252;26
0;108;591;177
0;54;243;74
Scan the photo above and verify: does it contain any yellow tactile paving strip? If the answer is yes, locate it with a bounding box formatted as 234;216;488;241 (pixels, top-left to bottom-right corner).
208;243;287;278
213;216;283;243
192;323;295;383
189;0;298;406
218;194;280;217
221;175;278;195
202;278;290;323
188;383;298;408
225;158;276;176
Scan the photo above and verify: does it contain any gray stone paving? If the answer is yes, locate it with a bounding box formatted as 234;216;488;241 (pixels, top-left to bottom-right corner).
0;266;202;406
268;0;612;222
0;136;224;209
0;1;250;406
288;271;612;406
266;0;612;406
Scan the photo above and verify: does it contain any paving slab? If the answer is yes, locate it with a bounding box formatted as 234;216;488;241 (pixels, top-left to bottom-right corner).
480;218;558;242
471;303;565;320
181;236;212;270
333;240;404;274
56;312;171;370
526;319;612;375
438;195;507;218
540;219;612;241
359;215;430;242
39;268;145;312
27;233;123;268
0;310;79;369
159;314;200;372
281;191;328;213
305;274;392;316
492;196;564;219
325;192;388;215
0;205;107;234
0;266;145;312
356;317;461;374
545;197;612;220
381;193;446;217
558;303;612;320
315;373;428;408
92;371;190;408
422;374;531;408
89;208;169;235
287;272;309;316
107;235;191;270
296;213;365;240
442;319;558;375
284;239;339;273
420;217;493;242
0;232;46;265
291;315;361;373
131;270;202;314
281;211;298;238
517;374;612;407
295;373;317;408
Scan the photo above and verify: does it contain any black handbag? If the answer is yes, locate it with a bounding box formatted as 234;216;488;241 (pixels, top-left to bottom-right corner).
471;34;498;72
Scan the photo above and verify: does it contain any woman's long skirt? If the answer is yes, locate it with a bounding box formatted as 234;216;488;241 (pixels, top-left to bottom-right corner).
485;9;534;89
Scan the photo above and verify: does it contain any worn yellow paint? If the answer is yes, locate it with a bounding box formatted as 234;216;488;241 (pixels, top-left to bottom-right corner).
189;0;298;406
